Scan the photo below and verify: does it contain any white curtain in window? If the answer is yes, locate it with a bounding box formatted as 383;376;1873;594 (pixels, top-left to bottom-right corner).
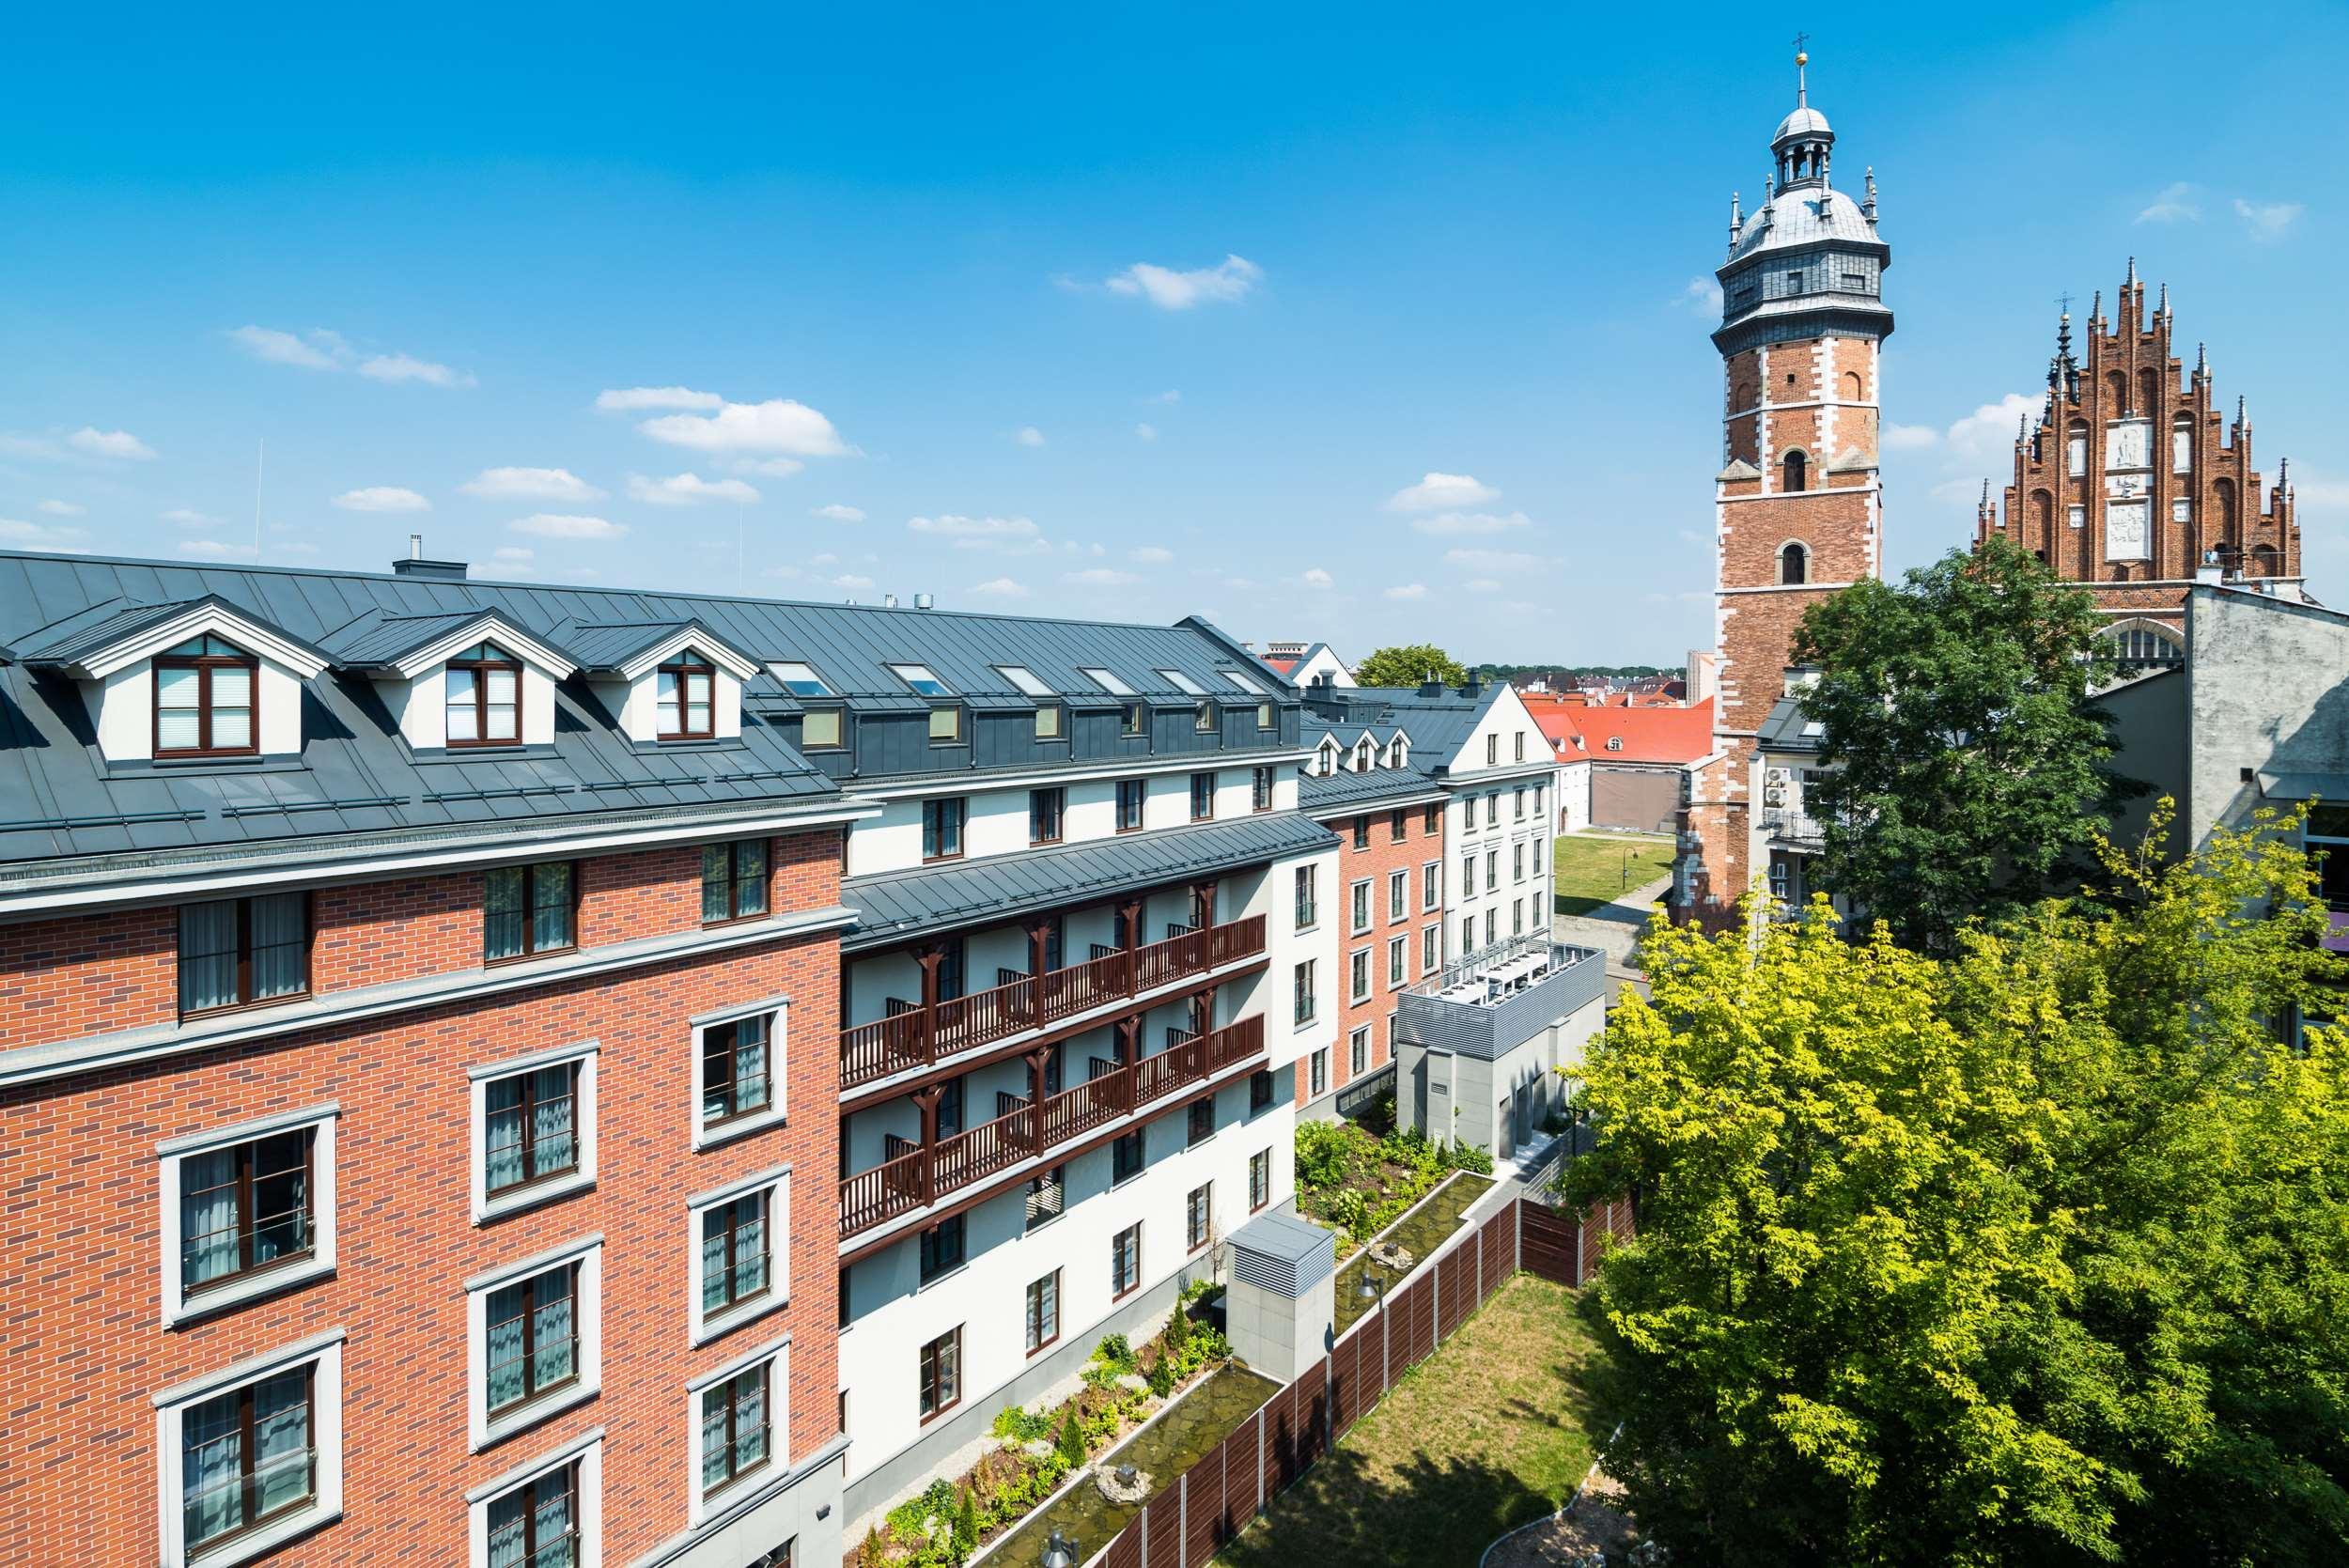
445;667;480;741
702;1213;733;1313
484;1079;525;1192
531;862;571;951
533;1481;576;1568
179;1147;241;1287
157;665;203;750
485;665;519;740
734;1018;769;1112
249;1370;312;1517
700;1388;732;1491
178;901;240;1013
181;1392;246;1545
532;1271;575;1389
210;664;253;750
486;1283;526;1409
735;1202;767;1299
249;893;305;998
530;1065;575;1173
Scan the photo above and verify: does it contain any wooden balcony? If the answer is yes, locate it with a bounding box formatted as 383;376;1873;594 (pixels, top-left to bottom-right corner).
839;913;1268;1092
838;1014;1266;1241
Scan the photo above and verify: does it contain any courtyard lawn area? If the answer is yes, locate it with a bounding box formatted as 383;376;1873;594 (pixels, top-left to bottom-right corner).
1553;832;1673;917
1217;1274;1611;1568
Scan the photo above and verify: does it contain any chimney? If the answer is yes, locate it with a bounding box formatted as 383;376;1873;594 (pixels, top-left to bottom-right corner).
391;535;469;581
913;592;936;611
1418;679;1443;698
882;593;899;609
1459;674;1483;699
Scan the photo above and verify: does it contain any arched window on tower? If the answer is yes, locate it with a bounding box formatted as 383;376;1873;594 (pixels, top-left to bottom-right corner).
2106;621;2184;673
1778;542;1809;585
2250;544;2279;578
2171;414;2193;474
1781;449;1808;493
2066;422;2089;477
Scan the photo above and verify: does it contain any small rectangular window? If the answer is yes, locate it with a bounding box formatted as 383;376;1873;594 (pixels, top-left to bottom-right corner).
768;660;832;696
483;1457;583;1568
1350;948;1370;1002
1389;869;1407;923
890;663;953;696
1116;778;1146;832
1388;936;1406;988
1461;854;1476;898
1514;785;1526;819
1188;1098;1214;1147
701;1013;773;1129
995;664;1054;697
1293;960;1316;1024
1309;1048;1329;1097
700;1191;771;1317
485;861;575;963
1423;861;1441;909
1112;1130;1144;1185
1030;786;1066;846
1423;801;1440;833
927;705;963;745
1351;879;1372;933
1024;1270;1061;1354
1293;865;1317;930
1252;765;1274;813
1423;924;1439;972
171;1120;322;1312
1352;815;1370;850
922;799;966;862
1250;1069;1274;1113
1515;733;1526;762
1190;772;1216;821
1187;1183;1212;1250
1256;702;1275;730
1121;702;1147;737
177;893;309;1017
919;1216;966;1285
700;1360;771;1497
1112;1223;1142;1297
702;839;770;923
657;655;716;740
1486;735;1499;765
1034;703;1064;740
485;1260;583;1418
1081;667;1135;696
483;1060;583;1199
799;708;843;749
918;1327;962;1420
1250;1148;1270;1211
178;1364;319;1553
1349;1027;1369;1076
1486;794;1499;827
1194;700;1216;734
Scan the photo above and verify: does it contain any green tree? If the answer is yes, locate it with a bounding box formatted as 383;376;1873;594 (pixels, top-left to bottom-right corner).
1794;538;2139;954
1567;813;2349;1565
1354;643;1467;688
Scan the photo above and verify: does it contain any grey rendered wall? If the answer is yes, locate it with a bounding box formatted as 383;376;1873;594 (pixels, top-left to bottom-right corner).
2186;588;2349;847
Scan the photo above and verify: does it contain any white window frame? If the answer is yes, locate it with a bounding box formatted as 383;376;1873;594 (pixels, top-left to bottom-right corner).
1387;936;1407;990
690;994;791;1151
470;1038;599;1224
466;1427;605;1568
1348;1025;1370;1076
1422;924;1441;974
1387;869;1407;924
1350;947;1372;1003
688;1163;793;1346
465;1234;605;1452
685;1333;791;1529
1423;861;1441;911
1349;877;1372;935
153;1329;345;1568
158;1104;338;1327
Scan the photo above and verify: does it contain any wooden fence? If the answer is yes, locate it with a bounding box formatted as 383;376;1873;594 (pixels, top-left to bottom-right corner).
1086;1192;1628;1567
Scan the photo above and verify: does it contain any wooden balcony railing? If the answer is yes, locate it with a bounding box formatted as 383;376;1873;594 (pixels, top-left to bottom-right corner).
837;1014;1267;1239
839;914;1268;1091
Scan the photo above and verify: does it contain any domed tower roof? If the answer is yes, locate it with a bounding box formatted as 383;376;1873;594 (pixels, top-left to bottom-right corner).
1711;48;1891;358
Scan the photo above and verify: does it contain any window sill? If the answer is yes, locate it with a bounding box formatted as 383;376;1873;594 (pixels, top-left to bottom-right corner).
183;1503;341;1568
916;1261;971;1295
474;1379;599;1453
167;1257;335;1328
1025;1334;1060;1359
484;942;579;970
694;1104;788;1153
178;990;312;1026
475;1170;595;1226
694;1290;790;1349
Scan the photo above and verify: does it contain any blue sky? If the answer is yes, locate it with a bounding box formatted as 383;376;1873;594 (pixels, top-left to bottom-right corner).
4;1;2344;664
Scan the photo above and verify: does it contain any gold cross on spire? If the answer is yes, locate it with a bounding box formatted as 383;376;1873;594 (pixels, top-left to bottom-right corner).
1793;32;1810;103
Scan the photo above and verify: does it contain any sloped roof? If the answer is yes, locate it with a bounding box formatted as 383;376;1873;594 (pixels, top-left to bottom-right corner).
1568;698;1715;766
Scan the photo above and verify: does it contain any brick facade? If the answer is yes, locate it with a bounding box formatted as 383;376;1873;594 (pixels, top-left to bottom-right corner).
1979;264;2301;620
0;829;846;1565
1307;800;1442;1109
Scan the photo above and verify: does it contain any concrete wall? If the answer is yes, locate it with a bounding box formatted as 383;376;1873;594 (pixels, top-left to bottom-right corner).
2181;586;2349;849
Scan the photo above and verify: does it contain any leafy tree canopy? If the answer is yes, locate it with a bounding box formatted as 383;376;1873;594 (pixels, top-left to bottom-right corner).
1355;643;1467;688
1568;812;2349;1566
1795;539;2140;955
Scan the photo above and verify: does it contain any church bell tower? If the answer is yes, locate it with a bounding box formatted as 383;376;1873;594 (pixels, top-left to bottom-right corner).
1676;48;1893;925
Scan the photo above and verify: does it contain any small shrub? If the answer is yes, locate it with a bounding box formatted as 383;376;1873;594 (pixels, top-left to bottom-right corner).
952;1486;979;1553
1293;1119;1361;1189
990;1405;1052;1443
1165;1302;1191;1352
1146;1357;1176;1396
1095;1331;1133;1370
1056;1411;1087;1468
1442;1140;1495;1175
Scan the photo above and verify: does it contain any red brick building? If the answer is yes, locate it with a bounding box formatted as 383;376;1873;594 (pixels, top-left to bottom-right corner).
1676;53;1890;926
1975;259;2302;632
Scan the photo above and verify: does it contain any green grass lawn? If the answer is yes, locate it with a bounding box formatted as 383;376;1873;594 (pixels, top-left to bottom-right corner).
1217;1274;1610;1568
1553;832;1674;917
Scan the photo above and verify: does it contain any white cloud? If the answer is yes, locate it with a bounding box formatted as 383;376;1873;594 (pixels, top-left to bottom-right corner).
1679;276;1724;314
1147;390;1181;405
1464;578;1502;594
1444;547;1545;572
832;573;876;590
333;486;431;513
226;325;341;369
1014;426;1046;448
1130;546;1174;565
733;458;805;477
2137;182;2201;225
69;427;157;461
0;518;90;552
1944;393;2038;463
1882;423;1939;451
2235;198;2304;243
1385;472;1499;513
161;507;220;528
810;552;840;567
1411;509;1532;537
177;539;259;561
627;472;760;506
595;385;723;411
1065;567;1139;588
968;577;1030;598
509;513;627;540
638;398;850;457
1382;582;1429;601
1300;567;1333;590
460;467;604;502
1134;423;1159;442
811;504;865;522
492;545;535;562
1104;254;1262;310
358;352;474;388
908;514;1040;541
35;499;84;517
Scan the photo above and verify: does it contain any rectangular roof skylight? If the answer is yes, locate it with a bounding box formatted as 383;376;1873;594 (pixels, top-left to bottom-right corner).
767;660;832;696
1221;669;1269;695
1080;667;1134;696
1158;669;1205;694
996;664;1055;697
889;662;954;697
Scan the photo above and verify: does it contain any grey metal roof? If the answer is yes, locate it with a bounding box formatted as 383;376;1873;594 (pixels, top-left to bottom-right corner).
1773;104;1832;144
1303;685;1505;773
1729;185;1878;266
1298;767;1445;815
1756;694;1825;754
841;811;1336;950
20;597;210;665
1228;1209;1337;1299
319;608;514;668
556;618;698;672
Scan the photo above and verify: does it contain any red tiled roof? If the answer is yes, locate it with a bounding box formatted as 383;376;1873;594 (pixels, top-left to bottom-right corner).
1530;696;1712;765
1264;657;1300;675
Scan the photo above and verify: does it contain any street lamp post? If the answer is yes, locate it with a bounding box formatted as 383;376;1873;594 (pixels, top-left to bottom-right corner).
1042;1527;1081;1568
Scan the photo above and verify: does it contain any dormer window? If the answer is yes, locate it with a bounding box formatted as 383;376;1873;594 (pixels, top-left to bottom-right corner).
155;636;257;757
445;643;521;747
1354;738;1375;771
658;651;717;740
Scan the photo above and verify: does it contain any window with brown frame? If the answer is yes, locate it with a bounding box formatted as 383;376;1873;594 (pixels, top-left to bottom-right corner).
702;1014;773;1127
445;642;521;746
1116;777;1146;832
657;652;717;739
179;1364;316;1554
1121;702;1146;737
1189;772;1215;821
918;1327;962;1421
1186;1183;1212;1250
1423;801;1441;833
483;1060;582;1196
1029;786;1066;846
700;1191;771;1316
485;1261;581;1416
484;861;576;962
1252;765;1274;813
177;893;309;1017
154;634;258;757
1250;1148;1270;1211
1024;1269;1061;1355
484;1461;581;1568
178;1126;317;1299
1390;808;1407;842
923;798;966;862
700;1360;771;1496
1193;701;1215;734
702;839;770;923
1111;1223;1142;1298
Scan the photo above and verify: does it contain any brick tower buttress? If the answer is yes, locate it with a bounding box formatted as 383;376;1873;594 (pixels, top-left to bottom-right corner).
1674;50;1893;926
